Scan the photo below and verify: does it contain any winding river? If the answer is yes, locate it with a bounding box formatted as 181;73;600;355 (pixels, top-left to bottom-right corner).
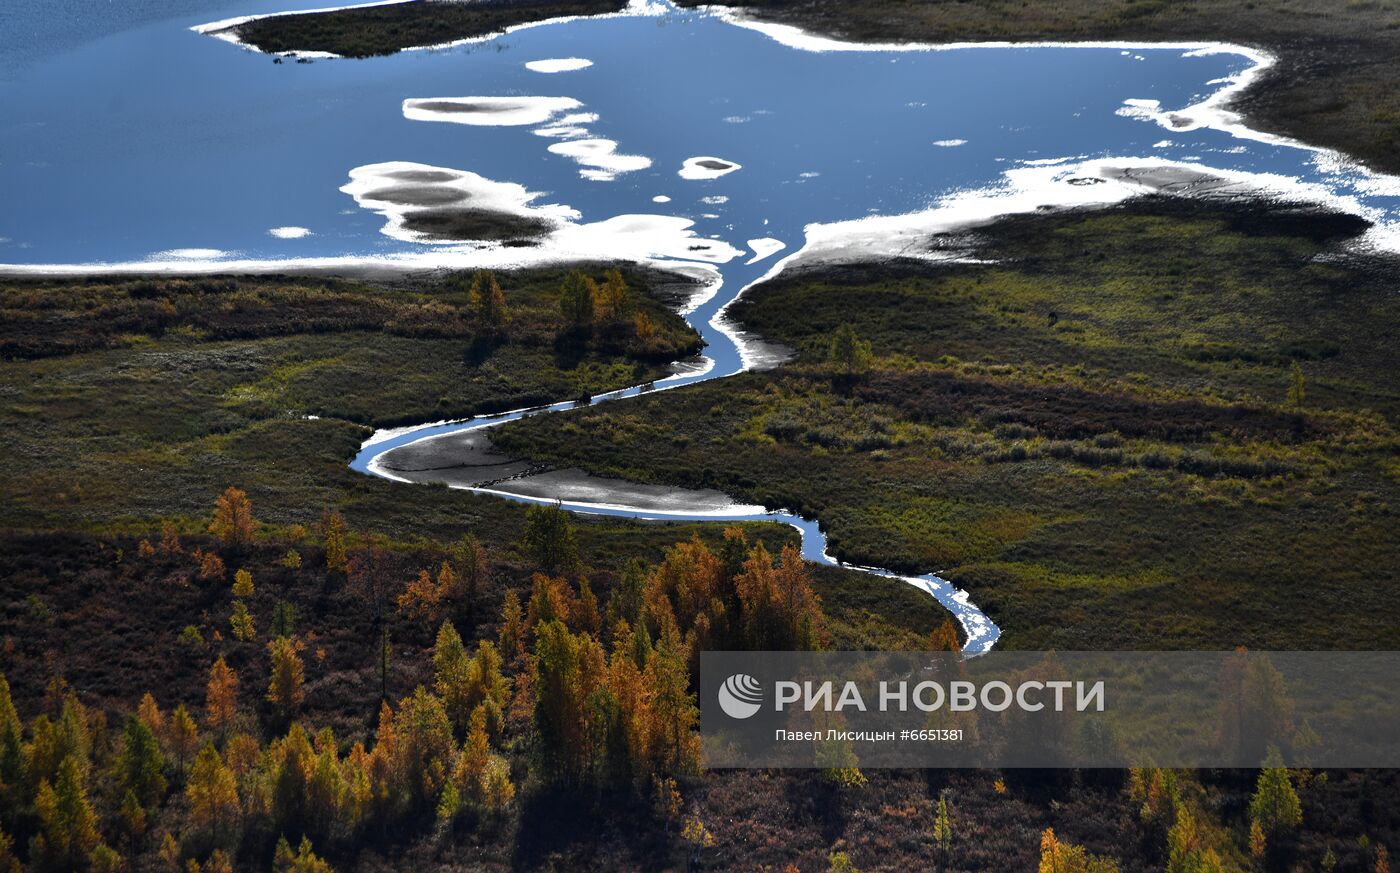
9;0;1400;652
351;262;1007;651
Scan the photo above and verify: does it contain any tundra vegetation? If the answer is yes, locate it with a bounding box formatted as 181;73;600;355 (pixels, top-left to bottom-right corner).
1;202;1397;869
491;199;1400;651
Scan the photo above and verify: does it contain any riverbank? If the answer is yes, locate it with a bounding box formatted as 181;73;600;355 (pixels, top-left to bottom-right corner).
682;0;1400;176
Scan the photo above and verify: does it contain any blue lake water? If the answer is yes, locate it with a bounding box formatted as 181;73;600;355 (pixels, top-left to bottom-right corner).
6;0;1400;650
6;0;1398;274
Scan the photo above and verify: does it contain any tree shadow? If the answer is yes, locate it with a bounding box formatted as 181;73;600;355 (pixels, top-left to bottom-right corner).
513;786;673;871
463;334;502;367
552;330;590;371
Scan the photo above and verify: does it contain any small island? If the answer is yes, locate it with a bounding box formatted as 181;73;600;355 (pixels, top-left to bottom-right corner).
225;0;629;57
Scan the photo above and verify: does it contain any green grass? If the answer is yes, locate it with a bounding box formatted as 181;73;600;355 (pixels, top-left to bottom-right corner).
0;268;696;532
0;266;935;650
489;199;1400;650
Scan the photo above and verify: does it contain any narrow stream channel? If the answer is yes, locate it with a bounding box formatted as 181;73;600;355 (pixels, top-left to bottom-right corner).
350;259;1003;654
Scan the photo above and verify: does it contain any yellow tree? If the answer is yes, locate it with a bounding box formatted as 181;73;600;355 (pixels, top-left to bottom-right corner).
187;745;240;845
398;568;440;620
1039;828;1120;873
137;692;165;736
596;269;634;324
0;674;23;808
232;569;254;598
454;533;489;622
497;590;525;663
230;601;256;642
267;637;307;721
204;850;235;873
453;706;490;803
644;641;700;777
468;270;510;332
273;835;335;873
432;621;473;730
210;487;255;548
206;657;240;735
167;704;201;780
558;270;597;330
321;510;348;576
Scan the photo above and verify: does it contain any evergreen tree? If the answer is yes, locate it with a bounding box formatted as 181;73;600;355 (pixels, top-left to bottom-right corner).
271;600;297;639
607;559;647;628
34;756;99;869
522;502;579;573
203;850;234;873
1164;807;1224;873
1250;746;1302;836
378;629;392;703
0;826;16;873
1249;820;1266;861
88;843;123;873
829;324;872;382
436;779;461;822
558;270;597;330
114;716;167;808
532;620;587;783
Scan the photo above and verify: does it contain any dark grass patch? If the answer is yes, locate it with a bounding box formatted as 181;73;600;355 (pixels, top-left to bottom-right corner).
399;207;553;242
232;0;628;57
